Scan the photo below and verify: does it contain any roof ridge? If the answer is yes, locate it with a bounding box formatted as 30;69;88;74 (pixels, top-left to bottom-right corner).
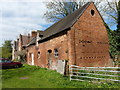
27;2;92;47
41;2;91;40
44;2;91;33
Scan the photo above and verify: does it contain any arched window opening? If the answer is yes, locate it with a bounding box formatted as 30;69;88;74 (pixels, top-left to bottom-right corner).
91;9;95;16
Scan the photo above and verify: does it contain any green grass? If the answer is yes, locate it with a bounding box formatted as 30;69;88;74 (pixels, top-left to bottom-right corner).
1;64;120;88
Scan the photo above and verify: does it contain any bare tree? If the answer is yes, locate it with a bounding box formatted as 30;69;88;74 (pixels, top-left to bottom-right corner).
44;0;79;22
43;0;120;29
44;0;106;22
103;0;120;28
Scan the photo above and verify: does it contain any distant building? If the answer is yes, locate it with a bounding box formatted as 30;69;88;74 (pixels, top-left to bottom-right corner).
12;32;36;60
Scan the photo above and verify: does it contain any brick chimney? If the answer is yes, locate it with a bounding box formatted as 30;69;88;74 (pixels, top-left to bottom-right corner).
31;31;37;37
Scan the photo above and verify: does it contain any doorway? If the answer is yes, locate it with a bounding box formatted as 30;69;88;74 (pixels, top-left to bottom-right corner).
47;50;52;68
31;53;34;65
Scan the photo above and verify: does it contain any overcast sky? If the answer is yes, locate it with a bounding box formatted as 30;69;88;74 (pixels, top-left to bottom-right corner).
0;0;117;47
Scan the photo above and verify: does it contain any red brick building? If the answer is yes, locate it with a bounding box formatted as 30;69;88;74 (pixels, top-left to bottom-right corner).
26;2;112;70
12;32;36;60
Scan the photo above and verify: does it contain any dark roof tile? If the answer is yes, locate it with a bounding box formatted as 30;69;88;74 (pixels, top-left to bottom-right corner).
27;2;91;47
39;2;91;41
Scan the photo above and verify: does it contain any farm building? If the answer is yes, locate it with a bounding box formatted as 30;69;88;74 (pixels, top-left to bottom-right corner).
25;2;112;72
12;33;34;60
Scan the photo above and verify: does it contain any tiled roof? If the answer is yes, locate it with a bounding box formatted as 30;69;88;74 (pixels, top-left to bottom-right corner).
27;2;91;47
41;2;90;41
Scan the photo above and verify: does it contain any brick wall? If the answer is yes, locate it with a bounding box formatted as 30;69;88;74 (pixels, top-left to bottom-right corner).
26;3;112;68
70;3;111;67
27;31;68;70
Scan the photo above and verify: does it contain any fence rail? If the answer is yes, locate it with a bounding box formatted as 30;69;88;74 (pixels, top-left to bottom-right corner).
69;65;120;82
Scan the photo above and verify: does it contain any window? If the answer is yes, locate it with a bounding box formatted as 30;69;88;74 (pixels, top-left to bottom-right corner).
6;60;12;63
48;50;52;53
1;60;12;63
91;9;95;16
54;49;58;57
38;52;40;59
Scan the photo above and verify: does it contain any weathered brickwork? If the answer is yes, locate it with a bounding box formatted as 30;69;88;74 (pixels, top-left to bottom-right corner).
26;2;112;70
27;45;35;65
71;3;111;66
27;31;68;69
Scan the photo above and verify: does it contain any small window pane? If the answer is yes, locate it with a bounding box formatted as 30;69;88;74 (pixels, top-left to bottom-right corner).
54;49;58;57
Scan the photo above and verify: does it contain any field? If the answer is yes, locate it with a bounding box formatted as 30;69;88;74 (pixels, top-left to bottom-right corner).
1;64;120;88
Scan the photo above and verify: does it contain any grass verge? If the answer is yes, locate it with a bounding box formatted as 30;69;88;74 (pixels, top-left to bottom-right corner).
1;64;120;88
